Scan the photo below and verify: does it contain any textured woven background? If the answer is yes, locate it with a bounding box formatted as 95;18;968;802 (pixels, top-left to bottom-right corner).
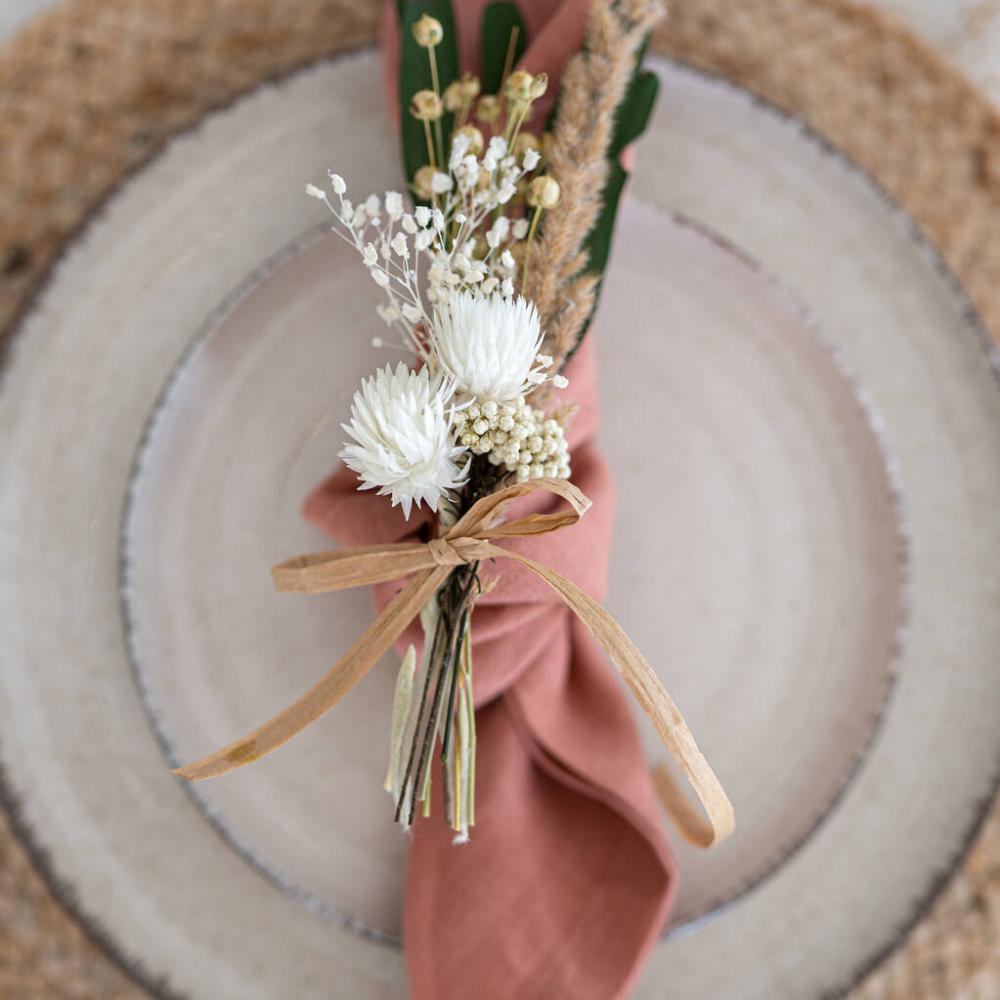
2;0;1000;996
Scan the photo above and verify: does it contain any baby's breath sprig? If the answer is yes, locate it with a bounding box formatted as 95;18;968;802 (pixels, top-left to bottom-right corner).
307;126;547;360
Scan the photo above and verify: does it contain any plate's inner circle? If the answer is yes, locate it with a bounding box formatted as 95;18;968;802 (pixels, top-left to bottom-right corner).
122;201;903;938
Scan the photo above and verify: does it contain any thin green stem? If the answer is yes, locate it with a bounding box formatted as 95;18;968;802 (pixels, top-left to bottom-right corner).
427;47;446;167
428;45;441;97
423;119;437;170
520;206;543;293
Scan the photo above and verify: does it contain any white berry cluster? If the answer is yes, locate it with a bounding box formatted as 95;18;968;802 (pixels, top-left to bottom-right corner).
454;398;570;483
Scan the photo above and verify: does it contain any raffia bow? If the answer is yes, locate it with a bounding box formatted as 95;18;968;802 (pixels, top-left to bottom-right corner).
176;478;734;848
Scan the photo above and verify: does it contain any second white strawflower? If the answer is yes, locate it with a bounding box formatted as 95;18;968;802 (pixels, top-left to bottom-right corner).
433;292;565;401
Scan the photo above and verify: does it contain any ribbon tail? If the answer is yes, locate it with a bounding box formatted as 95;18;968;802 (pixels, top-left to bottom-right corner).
482;542;735;848
174;565;452;782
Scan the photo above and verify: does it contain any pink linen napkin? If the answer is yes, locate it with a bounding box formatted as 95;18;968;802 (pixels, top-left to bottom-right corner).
304;4;677;996
306;346;676;998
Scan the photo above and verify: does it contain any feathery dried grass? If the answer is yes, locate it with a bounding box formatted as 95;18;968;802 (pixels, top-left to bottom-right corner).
526;0;664;370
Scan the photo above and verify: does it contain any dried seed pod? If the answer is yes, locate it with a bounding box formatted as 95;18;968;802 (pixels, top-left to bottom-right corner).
412;14;443;47
458;72;481;104
410;89;444;122
475;94;501;124
512;132;542;157
504;69;535;104
527;175;561;209
529;72;549;100
454;124;485;155
443;80;465;112
412;164;437;200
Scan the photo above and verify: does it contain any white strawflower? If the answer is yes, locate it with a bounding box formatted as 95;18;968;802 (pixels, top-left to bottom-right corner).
433;292;545;401
340;363;468;519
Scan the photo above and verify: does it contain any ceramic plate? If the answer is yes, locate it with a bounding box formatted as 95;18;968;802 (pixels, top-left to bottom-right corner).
2;52;1000;999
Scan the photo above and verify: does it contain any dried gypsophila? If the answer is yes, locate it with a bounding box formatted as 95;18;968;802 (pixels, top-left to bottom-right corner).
306;132;541;365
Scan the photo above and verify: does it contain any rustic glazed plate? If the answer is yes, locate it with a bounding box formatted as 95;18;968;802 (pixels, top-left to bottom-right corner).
2;53;1000;999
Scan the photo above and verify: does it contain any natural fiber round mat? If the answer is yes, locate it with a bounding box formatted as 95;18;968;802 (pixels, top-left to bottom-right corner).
2;0;1000;997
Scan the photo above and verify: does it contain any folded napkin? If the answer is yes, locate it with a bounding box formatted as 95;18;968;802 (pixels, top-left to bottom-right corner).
303;4;677;996
307;336;676;999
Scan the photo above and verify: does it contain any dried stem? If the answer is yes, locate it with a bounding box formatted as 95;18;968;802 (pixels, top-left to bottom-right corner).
398;562;479;828
394;605;448;824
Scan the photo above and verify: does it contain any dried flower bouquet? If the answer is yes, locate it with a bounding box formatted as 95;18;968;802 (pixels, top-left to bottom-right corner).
177;0;734;851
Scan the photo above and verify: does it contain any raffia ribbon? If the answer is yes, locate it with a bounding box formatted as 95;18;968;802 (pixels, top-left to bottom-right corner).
176;478;734;848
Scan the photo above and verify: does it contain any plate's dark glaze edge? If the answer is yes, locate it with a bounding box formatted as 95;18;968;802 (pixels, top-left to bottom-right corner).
0;45;382;1000
0;773;190;1000
655;212;911;941
0;46;995;1000
117;217;404;951
656;60;1000;999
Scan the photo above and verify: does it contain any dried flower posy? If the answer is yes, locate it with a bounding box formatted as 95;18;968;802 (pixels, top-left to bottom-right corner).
300;12;588;841
296;0;671;842
173;2;667;847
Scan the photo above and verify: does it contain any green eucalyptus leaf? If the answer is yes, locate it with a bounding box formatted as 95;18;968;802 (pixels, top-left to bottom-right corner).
480;3;528;95
609;69;659;159
397;0;460;185
585;160;628;280
573;56;659;347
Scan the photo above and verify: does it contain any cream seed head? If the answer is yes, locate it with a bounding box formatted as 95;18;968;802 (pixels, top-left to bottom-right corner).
453;124;485;156
504;70;535;104
412;14;443;47
475;94;501;124
410;89;444;122
443;81;464;112
412;164;437;199
529;73;548;100
458;72;481;103
527;175;560;210
512;132;541;157
452;396;570;482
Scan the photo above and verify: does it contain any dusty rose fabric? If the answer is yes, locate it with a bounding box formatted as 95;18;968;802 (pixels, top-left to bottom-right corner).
305;350;677;999
302;4;677;997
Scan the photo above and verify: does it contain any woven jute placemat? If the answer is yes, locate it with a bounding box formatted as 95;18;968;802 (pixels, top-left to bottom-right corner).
2;1;999;997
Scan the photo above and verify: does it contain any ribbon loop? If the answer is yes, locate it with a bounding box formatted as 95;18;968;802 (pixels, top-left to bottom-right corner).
176;478;734;847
